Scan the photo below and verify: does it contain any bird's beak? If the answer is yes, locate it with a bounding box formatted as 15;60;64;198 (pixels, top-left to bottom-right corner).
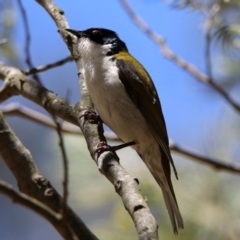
65;29;84;38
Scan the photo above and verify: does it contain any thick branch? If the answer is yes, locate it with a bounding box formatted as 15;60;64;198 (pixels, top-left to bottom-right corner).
119;0;240;113
0;111;98;240
0;81;117;142
0;61;76;125
36;0;159;238
72;32;158;239
0;180;68;234
75;101;159;240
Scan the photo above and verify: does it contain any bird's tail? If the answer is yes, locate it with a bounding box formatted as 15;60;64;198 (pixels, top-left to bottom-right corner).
141;147;184;233
161;184;184;234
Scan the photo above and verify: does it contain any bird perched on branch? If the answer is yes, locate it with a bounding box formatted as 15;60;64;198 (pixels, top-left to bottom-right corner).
66;27;184;233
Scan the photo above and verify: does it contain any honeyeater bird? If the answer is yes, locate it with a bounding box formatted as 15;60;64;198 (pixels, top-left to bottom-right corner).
66;28;184;233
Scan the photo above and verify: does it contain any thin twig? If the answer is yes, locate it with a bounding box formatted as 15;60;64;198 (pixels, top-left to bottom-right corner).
16;1;70;216
119;0;240;113
52;116;69;220
17;0;41;84
119;0;209;81
0;102;80;133
24;56;73;75
170;142;240;174
51;90;70;222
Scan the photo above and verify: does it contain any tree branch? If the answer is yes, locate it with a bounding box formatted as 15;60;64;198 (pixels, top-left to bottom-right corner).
0;102;118;139
0;111;98;240
119;0;240;113
23;56;73;75
18;1;71;221
74;100;159;240
0;102;80;133
2;0;238;236
0;61;76;125
17;0;41;84
53;116;69;219
0;180;75;238
76;55;160;239
36;0;159;238
170;142;240;174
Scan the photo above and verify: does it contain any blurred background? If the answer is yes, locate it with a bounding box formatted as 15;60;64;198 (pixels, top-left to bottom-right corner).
0;0;240;239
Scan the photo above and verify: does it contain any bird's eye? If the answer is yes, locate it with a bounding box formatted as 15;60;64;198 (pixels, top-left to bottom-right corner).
92;30;102;35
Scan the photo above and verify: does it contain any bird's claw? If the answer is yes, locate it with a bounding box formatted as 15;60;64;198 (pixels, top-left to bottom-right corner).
80;110;101;123
93;140;136;158
93;141;111;158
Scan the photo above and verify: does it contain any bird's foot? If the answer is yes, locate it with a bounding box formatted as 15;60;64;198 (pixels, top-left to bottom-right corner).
93;141;136;158
93;141;111;158
79;110;101;123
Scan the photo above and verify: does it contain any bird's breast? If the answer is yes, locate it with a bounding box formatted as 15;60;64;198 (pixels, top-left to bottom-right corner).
81;57;154;151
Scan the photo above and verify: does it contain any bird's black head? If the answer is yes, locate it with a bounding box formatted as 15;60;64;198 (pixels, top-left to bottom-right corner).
66;28;128;55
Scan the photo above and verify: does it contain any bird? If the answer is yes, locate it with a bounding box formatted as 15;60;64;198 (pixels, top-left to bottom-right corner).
66;27;184;233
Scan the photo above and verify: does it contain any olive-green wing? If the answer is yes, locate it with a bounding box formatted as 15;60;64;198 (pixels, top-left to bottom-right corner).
116;57;178;179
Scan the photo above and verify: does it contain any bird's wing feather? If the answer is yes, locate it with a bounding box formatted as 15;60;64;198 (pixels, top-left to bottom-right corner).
116;56;184;232
116;56;178;179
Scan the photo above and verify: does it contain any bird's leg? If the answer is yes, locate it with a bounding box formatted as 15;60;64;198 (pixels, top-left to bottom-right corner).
79;110;102;123
94;141;136;158
112;141;136;151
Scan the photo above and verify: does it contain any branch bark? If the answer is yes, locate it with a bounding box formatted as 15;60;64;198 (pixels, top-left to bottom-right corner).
170;142;240;174
0;180;73;237
74;99;159;240
36;0;160;238
0;102;118;139
0;111;98;240
0;102;81;134
0;61;76;125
